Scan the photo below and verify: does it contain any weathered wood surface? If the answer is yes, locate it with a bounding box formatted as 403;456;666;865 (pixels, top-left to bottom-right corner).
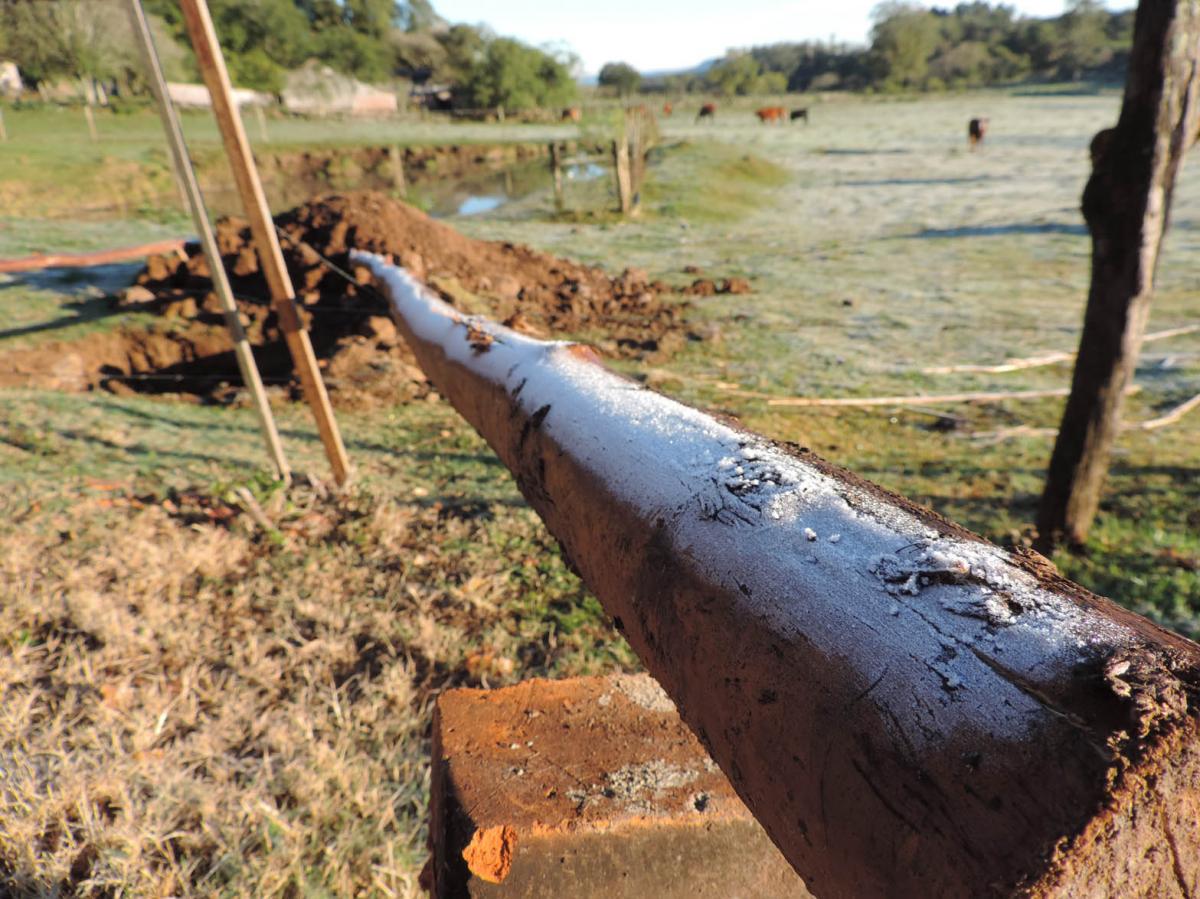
358;253;1200;899
1038;0;1200;550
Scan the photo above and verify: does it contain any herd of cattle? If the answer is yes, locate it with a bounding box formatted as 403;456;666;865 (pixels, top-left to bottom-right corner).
559;104;991;147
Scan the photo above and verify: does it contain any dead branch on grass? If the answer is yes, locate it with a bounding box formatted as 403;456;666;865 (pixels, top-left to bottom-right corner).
921;323;1199;374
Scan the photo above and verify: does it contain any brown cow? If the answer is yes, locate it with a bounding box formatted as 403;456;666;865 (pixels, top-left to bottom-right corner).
562;106;582;122
790;108;809;124
662;101;673;117
968;117;988;149
696;102;717;122
755;106;786;124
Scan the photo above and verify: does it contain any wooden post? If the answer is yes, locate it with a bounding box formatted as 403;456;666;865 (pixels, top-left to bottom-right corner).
0;106;7;142
83;102;98;142
612;138;632;214
1036;0;1200;552
178;0;351;486
388;144;407;197
253;104;268;142
126;0;290;483
361;253;1200;898
549;142;564;211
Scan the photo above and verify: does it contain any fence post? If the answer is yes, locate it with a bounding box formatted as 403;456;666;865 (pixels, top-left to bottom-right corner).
179;0;351;486
83;102;98;142
126;0;290;483
612;138;632;215
0;106;7;142
549;142;564;212
253;104;268;142
388;144;407;197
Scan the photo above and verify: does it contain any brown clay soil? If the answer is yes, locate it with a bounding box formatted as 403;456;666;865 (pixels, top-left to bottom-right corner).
0;191;720;410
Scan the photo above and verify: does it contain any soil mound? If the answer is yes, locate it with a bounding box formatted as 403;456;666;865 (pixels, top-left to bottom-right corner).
0;192;695;409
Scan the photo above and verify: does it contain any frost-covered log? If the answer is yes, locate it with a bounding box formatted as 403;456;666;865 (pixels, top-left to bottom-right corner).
355;252;1200;899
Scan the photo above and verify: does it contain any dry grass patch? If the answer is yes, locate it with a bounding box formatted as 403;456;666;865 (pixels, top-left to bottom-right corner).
0;481;634;897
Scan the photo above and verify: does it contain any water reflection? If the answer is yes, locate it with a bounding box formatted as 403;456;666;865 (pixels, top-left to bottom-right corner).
426;159;607;218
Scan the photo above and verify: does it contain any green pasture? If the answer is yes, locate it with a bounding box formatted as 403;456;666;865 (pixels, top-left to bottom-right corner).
1;87;1198;894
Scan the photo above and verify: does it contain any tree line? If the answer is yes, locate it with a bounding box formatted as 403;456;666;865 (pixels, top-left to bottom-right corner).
602;1;1134;97
0;0;577;111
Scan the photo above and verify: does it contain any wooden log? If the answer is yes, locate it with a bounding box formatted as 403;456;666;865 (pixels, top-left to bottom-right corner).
179;0;350;486
357;251;1200;899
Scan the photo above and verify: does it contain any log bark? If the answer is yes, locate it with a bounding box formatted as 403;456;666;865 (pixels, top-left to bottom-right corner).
359;253;1200;899
1036;0;1200;552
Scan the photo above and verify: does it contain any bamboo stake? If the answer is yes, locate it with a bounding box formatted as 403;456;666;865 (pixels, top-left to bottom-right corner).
126;0;290;483
179;0;350;486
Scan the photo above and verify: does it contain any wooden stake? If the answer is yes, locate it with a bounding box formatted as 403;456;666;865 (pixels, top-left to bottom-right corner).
389;145;407;197
549;142;564;211
126;0;290;483
178;0;350;486
612;139;632;214
0;106;7;142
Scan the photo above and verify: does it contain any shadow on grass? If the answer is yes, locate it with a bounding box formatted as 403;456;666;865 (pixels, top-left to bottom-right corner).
0;295;119;342
0;262;143;342
815;147;911;156
902;222;1087;239
91;399;510;467
839;176;998;188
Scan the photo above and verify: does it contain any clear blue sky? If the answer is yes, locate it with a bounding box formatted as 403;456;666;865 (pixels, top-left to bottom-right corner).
432;0;1123;74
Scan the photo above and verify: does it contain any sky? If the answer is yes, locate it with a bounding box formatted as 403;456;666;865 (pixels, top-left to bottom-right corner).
432;0;1124;75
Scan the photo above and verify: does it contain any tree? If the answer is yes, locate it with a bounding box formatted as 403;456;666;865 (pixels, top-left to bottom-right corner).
598;61;641;96
1057;0;1113;79
704;53;784;96
869;2;942;89
1036;0;1200;552
457;37;576;111
0;0;130;86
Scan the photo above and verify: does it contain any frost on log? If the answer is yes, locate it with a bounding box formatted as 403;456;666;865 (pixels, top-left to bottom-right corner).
356;252;1200;899
1037;0;1200;551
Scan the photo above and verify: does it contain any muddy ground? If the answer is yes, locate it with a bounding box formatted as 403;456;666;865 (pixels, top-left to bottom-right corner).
0;192;747;410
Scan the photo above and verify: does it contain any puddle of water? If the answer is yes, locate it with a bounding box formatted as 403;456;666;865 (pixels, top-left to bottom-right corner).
423;158;609;218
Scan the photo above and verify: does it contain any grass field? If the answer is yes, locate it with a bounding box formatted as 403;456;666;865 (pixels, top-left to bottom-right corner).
1;89;1198;896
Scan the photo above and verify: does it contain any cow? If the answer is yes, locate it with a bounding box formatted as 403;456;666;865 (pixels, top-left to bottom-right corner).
562;106;582;122
968;117;988;149
790;107;809;124
662;101;673;117
696;102;717;122
755;106;786;124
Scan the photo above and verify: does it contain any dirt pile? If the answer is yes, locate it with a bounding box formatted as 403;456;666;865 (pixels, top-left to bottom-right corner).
1;192;702;408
